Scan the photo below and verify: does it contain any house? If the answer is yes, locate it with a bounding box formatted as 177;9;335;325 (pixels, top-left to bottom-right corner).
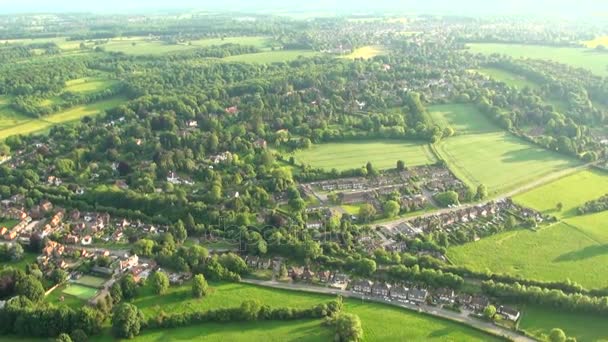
330;273;349;289
259;258;272;269
186;120;198;128
119;255;139;272
40;200;53;213
245;255;260;268
70;209;81;221
408;288;428;303
253;139;267;149
306;220;323;229
351;280;373;294
456;293;472;306
469;296;490;311
435;288;455;303
372;282;392;297
65;235;79;244
318;270;331;283
224;106;238;114
498;306;520;321
288;266;304;280
301;268;315;282
81;235;93;245
391;285;409;300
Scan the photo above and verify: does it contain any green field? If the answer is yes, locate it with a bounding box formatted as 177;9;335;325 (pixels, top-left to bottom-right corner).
65;77;120;94
467;43;608;76
520;305;608;342
102;36;272;55
293;140;437;171
0;96;127;140
123;282;501;342
74;275;107;288
428;104;498;135
0;96;31;130
447;221;608;289
46;284;87;308
223;50;320;63
476;67;540;89
514;170;608;219
62;283;98;300
341;45;387;59
0;252;38;271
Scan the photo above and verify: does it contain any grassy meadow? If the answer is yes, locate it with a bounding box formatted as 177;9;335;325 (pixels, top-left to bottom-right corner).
519;305;608;342
341;45;387;59
467;43;608;76
223;50;320;63
293;140;437;171
101;36;273;55
428;103;498;135
64;77;120;94
475;68;540;89
0;96;30;130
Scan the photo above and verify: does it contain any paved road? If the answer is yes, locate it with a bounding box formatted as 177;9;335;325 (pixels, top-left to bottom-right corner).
380;161;596;229
241;279;535;342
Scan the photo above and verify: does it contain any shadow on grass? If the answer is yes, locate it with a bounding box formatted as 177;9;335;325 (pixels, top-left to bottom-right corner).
553;244;608;262
427;327;453;338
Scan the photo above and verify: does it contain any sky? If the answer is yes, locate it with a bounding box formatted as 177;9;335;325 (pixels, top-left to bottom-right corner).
1;0;608;16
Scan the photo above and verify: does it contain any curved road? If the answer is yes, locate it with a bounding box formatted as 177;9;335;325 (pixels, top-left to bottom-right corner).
242;279;535;342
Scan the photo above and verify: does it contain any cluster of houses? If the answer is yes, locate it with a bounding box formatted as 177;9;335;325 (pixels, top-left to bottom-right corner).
287;266;350;289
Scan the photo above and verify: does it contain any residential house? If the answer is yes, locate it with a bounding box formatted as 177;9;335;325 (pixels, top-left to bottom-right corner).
372;282;392;297
288;266;304;280
119;255;139;272
469;296;490;312
390;285;409;300
317;270;331;283
498;306;520;321
224;106;238;114
436;288;455;303
259;258;272;269
81;235;93;245
306;220;323;229
245;255;260;268
351;280;373;294
301;268;315;282
408;288;428;303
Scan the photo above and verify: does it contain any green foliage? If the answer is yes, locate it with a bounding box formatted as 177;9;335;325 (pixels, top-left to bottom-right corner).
483;305;496;320
192;274;209;298
433;191;459;207
151;270;170;295
112;303;144;339
15;275;45;302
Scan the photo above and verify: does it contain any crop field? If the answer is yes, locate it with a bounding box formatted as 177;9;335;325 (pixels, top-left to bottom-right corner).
292;140;437;171
514;170;608;218
223;50;320;63
476;67;540;89
0;96;127;140
341;45;387;59
467;43;608;76
123;282;500;342
447;222;608;289
65;77;120;94
62;284;98;300
74;275;107;288
519;305;608;342
428;104;498;135
435;132;579;194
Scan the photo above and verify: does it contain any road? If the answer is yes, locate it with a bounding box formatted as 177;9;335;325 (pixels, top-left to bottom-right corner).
380;161;596;229
241;279;535;342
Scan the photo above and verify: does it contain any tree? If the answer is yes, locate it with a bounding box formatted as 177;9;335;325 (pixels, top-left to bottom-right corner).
365;162;377;177
70;329;88;342
278;263;288;279
112;303;144;339
171;220;188;243
16;275;45;302
55;333;72;342
353;258;376;277
556;202;563;212
150;270;169;295
396;160;405;171
110;282;123;304
383;200;400;218
120;275;138;301
483;305;496;320
334;313;363;342
476;184;488;200
433;191;459;207
133;239;155;257
358;203;376;223
549;328;567;342
192;274;208;298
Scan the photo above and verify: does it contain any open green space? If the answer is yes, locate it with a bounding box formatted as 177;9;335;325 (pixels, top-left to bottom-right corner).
0;96;127;140
0;252;38;271
223;50;320;63
0;219;19;228
74;275;107;288
293;140;436;171
476;67;540;89
467;43;608;76
428;104;499;135
62;283;98;300
0;96;31;130
46;284;87;309
101;36;273;55
514;170;608;219
124;281;501;342
341;45;388;59
435;131;579;194
520;305;608;342
65;77;120;94
447;222;608;289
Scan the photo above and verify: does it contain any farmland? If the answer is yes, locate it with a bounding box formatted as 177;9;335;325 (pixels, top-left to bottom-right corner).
0;96;127;140
447;222;608;289
519;305;608;342
467;43;608;76
223;50;320;63
293;140;437;171
341;45;387;59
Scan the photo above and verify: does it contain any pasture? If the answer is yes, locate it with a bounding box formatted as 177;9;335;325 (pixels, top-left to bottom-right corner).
519;305;608;342
101;36;272;55
0;97;127;140
467;43;608;76
223;50;320;63
62;283;98;300
428;104;498;135
447;222;608;289
0;96;30;130
513;170;608;219
341;45;387;59
292;140;437;171
65;77;120;94
126;281;501;342
475;67;540;89
434;132;579;194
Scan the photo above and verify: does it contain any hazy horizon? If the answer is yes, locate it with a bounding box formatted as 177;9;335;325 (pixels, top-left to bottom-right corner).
1;0;608;17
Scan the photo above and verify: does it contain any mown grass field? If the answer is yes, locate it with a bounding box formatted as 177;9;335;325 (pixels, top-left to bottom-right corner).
46;284;87;309
223;50;320;63
65;77;120;94
476;67;540;89
62;284;98;300
102;36;273;55
520;304;608;342
341;45;387;59
101;281;501;342
428;104;498;135
447;222;608;289
0;96;127;140
0;96;31;130
74;275;107;288
293;140;437;171
514;170;608;219
467;43;608;76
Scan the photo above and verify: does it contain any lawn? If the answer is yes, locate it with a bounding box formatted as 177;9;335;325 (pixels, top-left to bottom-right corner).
0;219;19;229
74;275;107;288
0;252;38;271
65;77;120;94
62;283;98;300
342;204;364;215
475;67;540;89
427;103;499;135
223;50;320;63
292;140;437;171
341;45;387;59
0;95;31;130
101;36;273;55
0;96;127;140
513;169;608;219
467;43;608;76
447;222;608;289
519;304;608;342
46;284;86;309
435;132;579;194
